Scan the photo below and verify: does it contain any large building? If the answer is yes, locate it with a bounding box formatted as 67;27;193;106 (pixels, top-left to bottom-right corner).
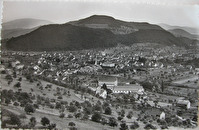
113;84;144;94
98;76;118;89
98;76;144;94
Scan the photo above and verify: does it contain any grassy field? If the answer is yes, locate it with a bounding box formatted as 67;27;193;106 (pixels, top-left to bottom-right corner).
1;73;121;129
1;72;198;129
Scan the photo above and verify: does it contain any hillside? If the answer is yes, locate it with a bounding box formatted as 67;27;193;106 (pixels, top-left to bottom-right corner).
2;18;53;30
5;24;117;51
168;29;199;40
4;15;198;51
159;23;199;35
70;15;162;34
2;28;37;39
1;18;53;39
118;29;183;46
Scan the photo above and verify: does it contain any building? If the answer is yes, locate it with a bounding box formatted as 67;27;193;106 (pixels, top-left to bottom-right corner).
98;76;144;94
101;62;115;68
112;84;144;94
96;86;107;99
176;100;191;109
98;77;118;88
160;112;166;120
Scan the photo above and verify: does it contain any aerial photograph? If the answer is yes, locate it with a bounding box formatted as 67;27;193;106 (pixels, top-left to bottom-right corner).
0;0;199;129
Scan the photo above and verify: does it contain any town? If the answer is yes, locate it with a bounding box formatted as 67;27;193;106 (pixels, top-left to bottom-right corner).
1;43;199;129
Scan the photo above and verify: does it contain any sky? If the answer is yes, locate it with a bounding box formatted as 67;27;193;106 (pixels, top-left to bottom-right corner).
1;0;199;28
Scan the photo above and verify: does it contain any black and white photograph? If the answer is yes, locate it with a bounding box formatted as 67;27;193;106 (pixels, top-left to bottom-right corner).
0;0;199;129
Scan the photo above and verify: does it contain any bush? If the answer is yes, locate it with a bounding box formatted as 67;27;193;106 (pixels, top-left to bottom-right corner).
59;113;65;118
82;113;89;120
41;117;50;126
5;74;13;80
55;102;62;109
5;98;11;105
75;113;82;118
120;122;128;130
91;112;101;122
118;116;123;121
127;111;133;119
120;109;125;117
161;125;168;129
10;114;21;126
144;124;156;129
68;114;73;118
24;104;35;114
101;118;108;125
104;107;112;115
14;82;21;88
48;123;56;129
18;77;22;81
93;104;102;112
29;117;36;128
109;117;118;127
1;70;6;74
68;122;76;126
33;104;39;109
58;96;63;99
130;122;139;129
13;102;19;106
68;105;77;113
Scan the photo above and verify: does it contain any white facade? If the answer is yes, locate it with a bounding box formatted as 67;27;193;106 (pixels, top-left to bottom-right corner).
177;100;191;109
160;112;165;120
112;85;144;94
98;78;118;87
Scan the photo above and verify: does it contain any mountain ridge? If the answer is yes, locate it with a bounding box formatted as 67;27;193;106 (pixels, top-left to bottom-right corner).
3;15;198;51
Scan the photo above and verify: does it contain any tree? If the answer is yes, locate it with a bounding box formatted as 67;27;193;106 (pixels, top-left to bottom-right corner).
118;116;123;121
130;122;139;129
68;105;77;113
102;102;109;109
102;83;107;90
109;117;118;127
120;109;125;117
55;102;62;109
29;117;36;128
75;112;82;119
49;123;56;129
5;74;13;81
68;122;76;127
120;122;128;130
5;98;11;105
105;107;112;115
144;124;156;129
14;102;19;106
93;104;102;112
91;112;101;122
68;122;77;130
83;106;92;115
127;111;133;119
82;113;89;120
101;118;108;125
41;117;50;126
13;71;17;78
24;104;35;114
59;113;65;118
10;114;21;127
14;82;21;88
18;77;22;81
